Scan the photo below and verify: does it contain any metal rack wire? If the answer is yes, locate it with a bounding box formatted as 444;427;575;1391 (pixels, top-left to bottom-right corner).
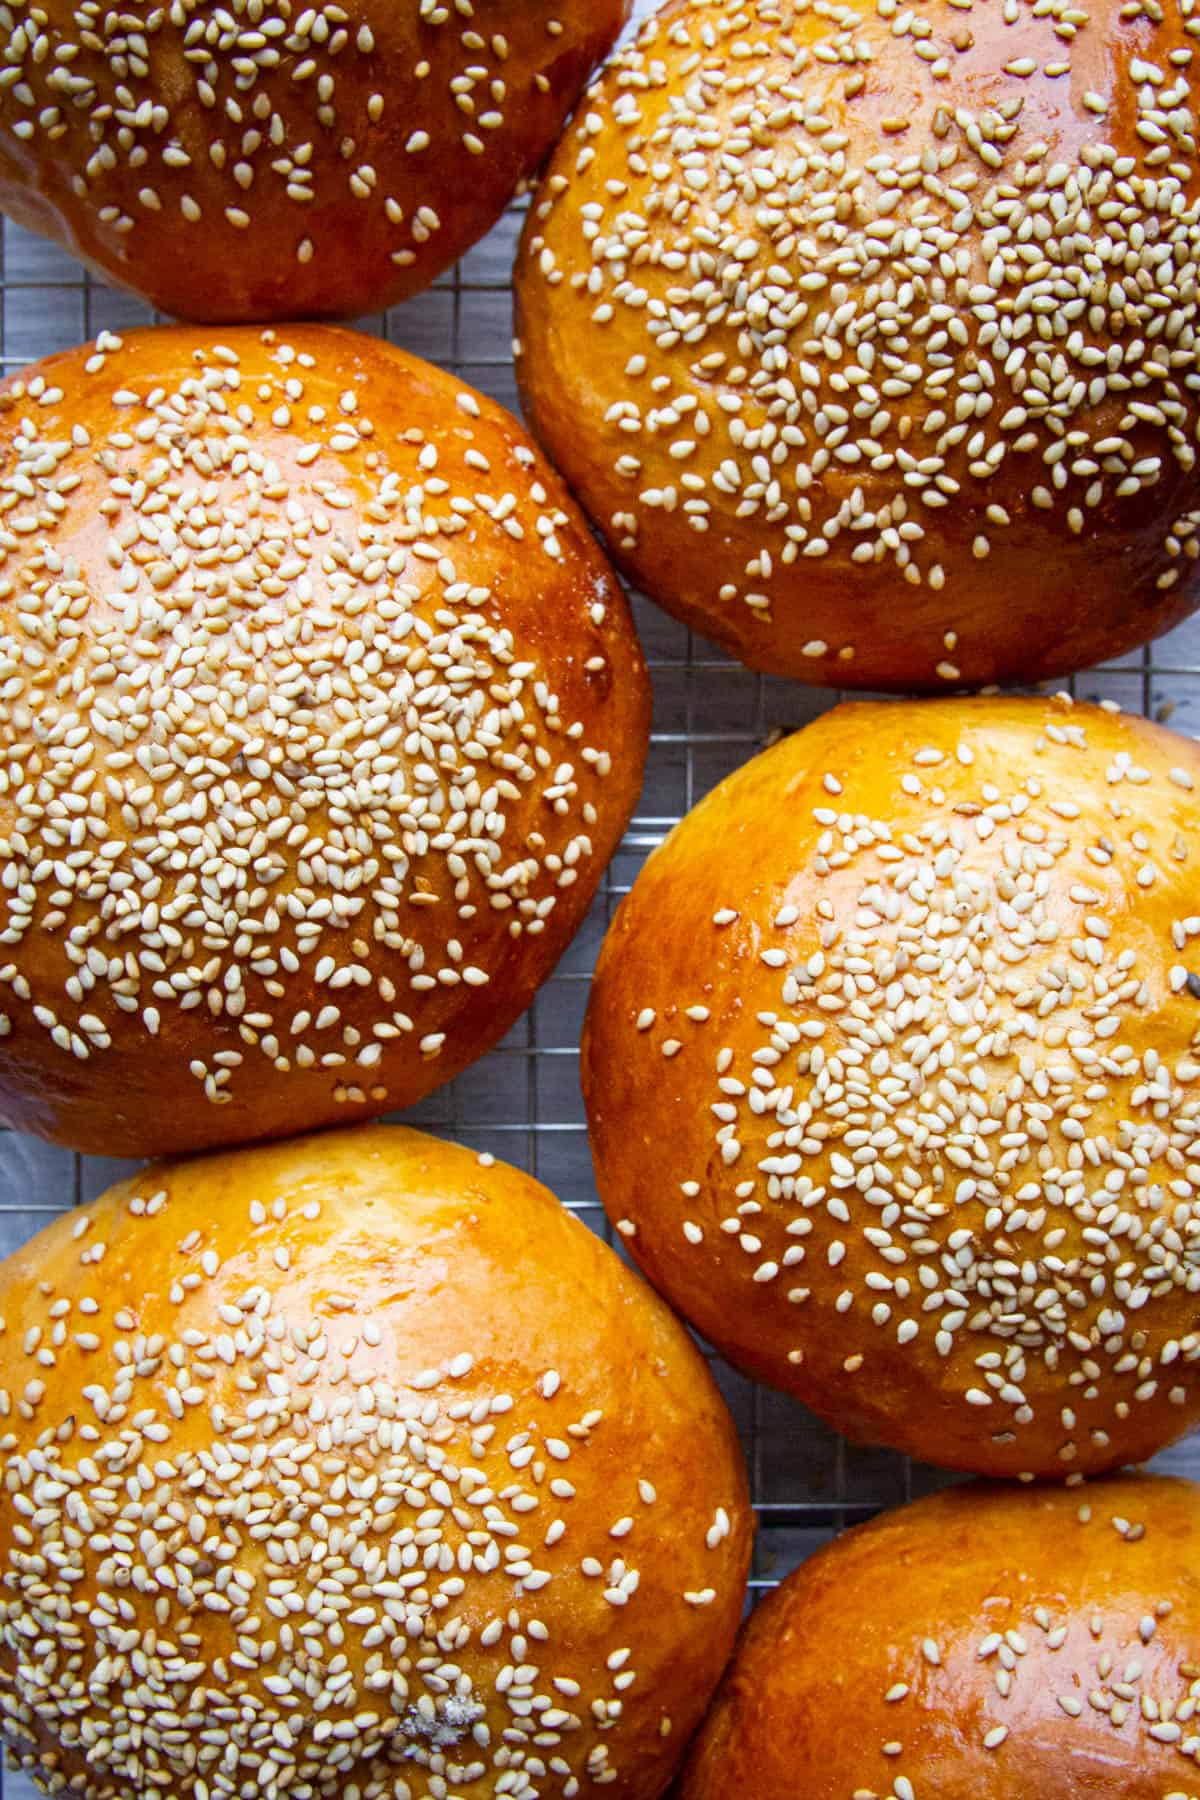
4;99;1200;1800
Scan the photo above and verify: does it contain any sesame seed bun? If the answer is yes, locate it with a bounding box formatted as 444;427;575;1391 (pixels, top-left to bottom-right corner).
515;0;1200;690
583;694;1200;1479
0;324;650;1158
0;1123;752;1800
0;1;630;322
679;1475;1200;1800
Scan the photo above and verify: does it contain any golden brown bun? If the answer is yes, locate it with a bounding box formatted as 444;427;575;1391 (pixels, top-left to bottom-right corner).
0;325;650;1158
680;1475;1200;1800
0;1123;752;1800
584;694;1200;1479
0;1;629;322
515;0;1200;690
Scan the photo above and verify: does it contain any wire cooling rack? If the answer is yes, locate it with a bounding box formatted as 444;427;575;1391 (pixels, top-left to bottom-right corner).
6;20;1200;1795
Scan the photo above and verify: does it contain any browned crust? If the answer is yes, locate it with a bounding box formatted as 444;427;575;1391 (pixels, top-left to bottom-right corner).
584;694;1200;1478
680;1475;1200;1800
0;1124;752;1800
0;1;630;321
516;0;1200;690
0;324;650;1156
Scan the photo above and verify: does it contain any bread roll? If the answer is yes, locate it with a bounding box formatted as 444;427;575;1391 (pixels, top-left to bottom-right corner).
0;1;629;322
0;324;650;1158
680;1475;1200;1800
515;0;1200;690
584;694;1200;1478
0;1124;752;1800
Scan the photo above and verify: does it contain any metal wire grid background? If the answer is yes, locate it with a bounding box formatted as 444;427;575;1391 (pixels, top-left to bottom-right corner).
5;69;1200;1798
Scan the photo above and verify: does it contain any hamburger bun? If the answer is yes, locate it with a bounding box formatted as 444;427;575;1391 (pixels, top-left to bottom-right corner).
0;324;649;1157
0;0;630;322
516;0;1200;690
0;1123;752;1800
680;1474;1200;1800
584;694;1200;1478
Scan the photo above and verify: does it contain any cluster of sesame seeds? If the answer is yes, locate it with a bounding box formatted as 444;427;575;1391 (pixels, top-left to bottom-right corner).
852;1506;1197;1795
0;1172;739;1800
635;704;1200;1466
0;329;623;1115
521;0;1200;672
0;0;576;291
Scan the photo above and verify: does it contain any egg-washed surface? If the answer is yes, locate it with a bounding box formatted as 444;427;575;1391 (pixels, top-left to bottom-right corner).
0;325;647;1155
584;696;1200;1476
677;1477;1200;1800
0;1128;751;1800
517;0;1200;687
0;0;629;320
